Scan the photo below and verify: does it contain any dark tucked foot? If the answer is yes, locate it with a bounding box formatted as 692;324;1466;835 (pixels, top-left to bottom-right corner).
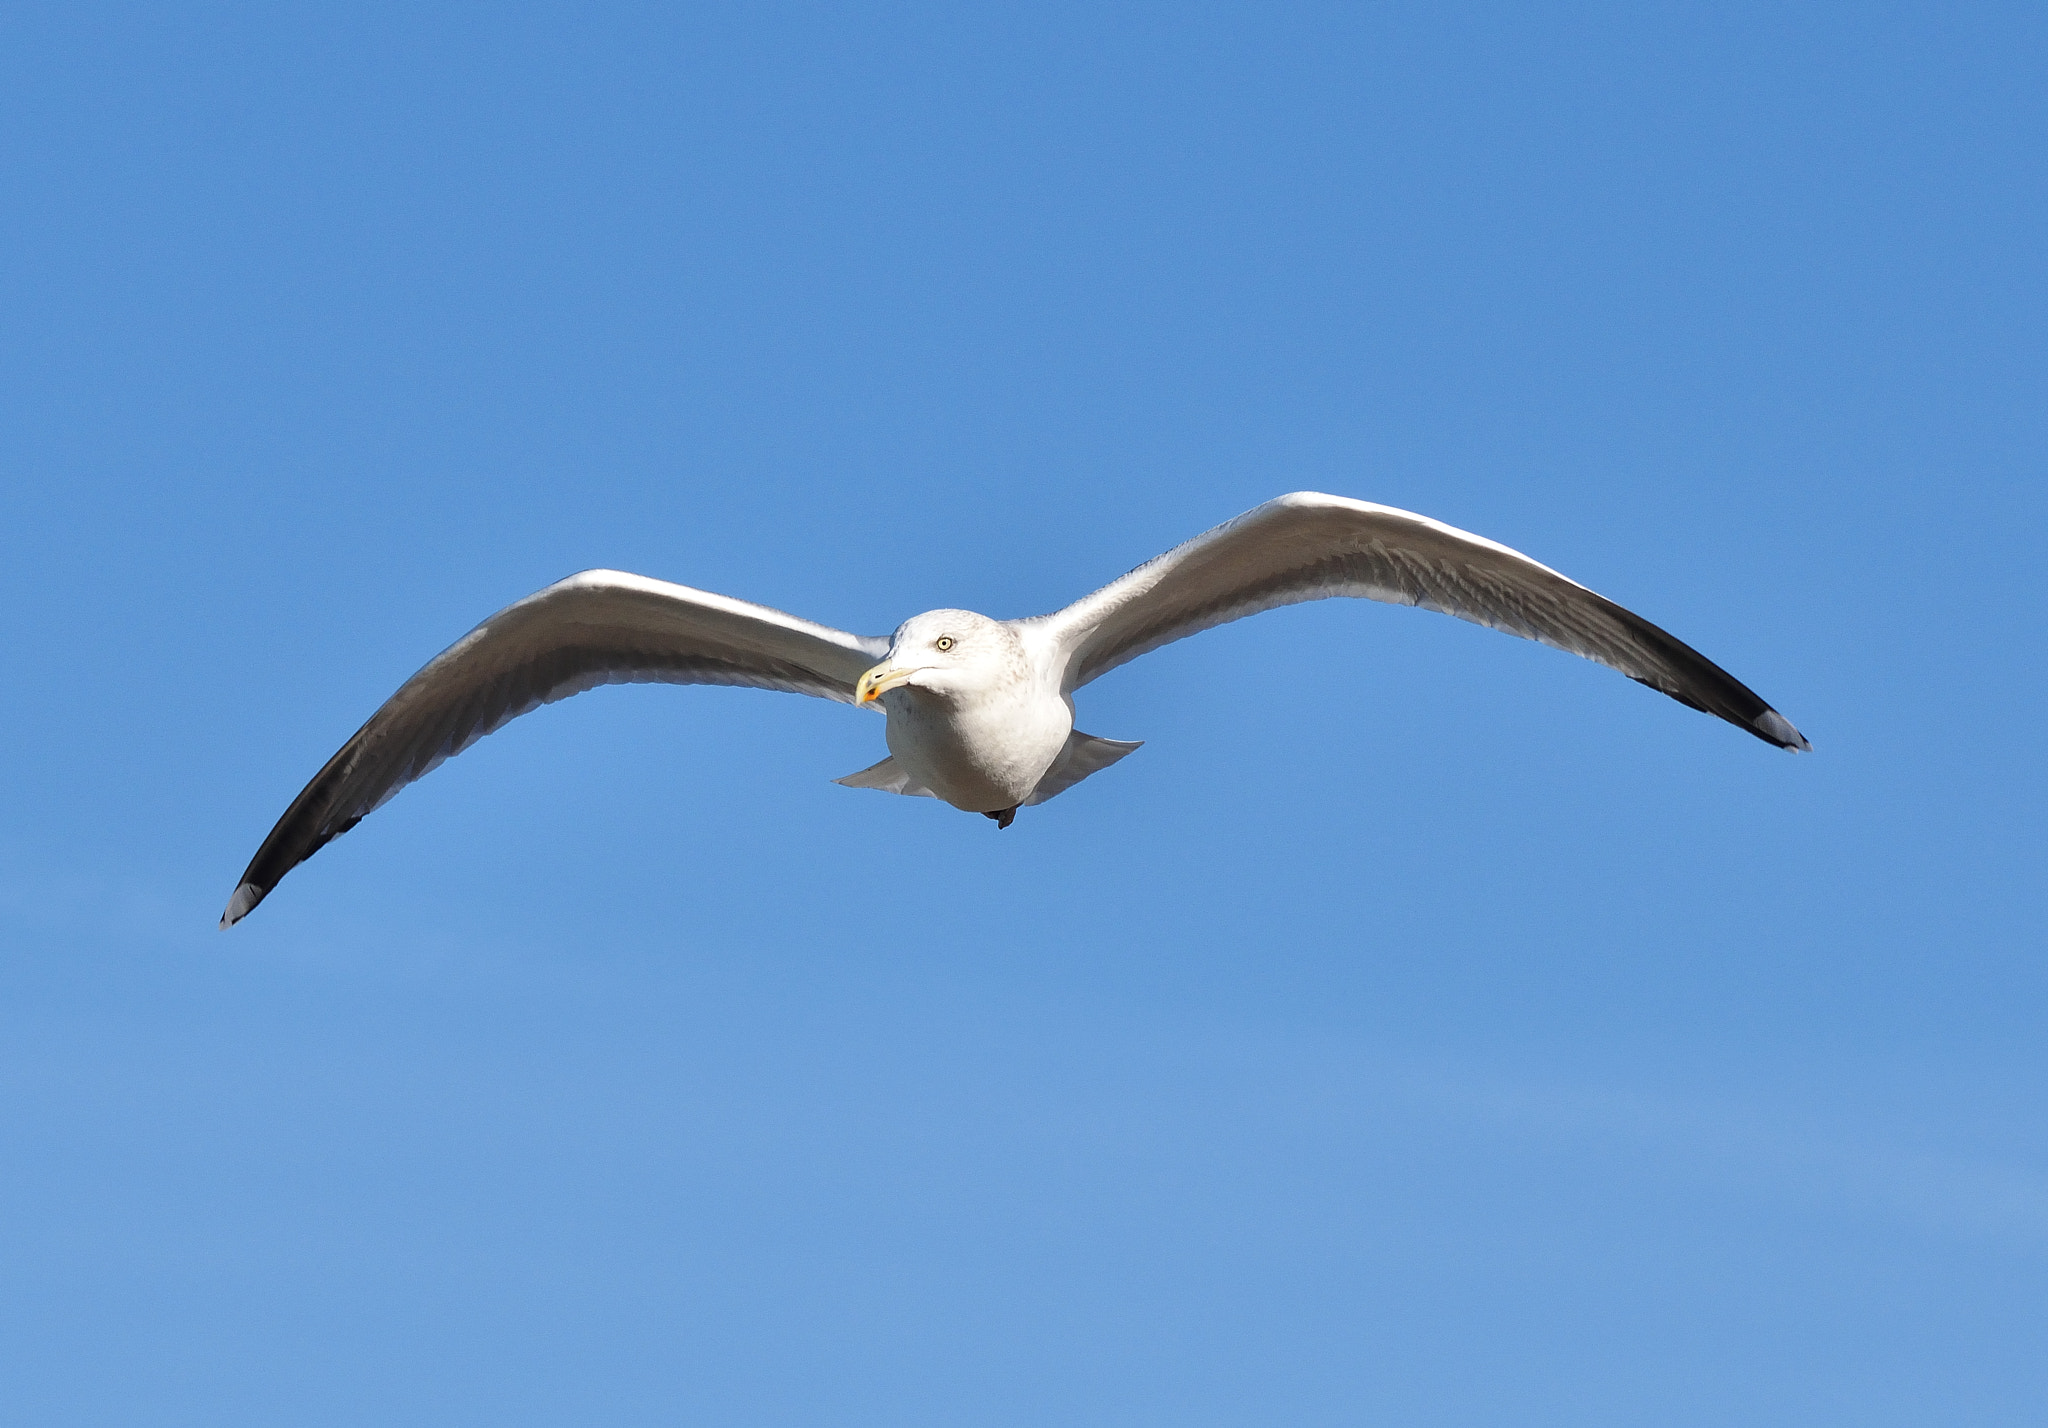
984;807;1017;829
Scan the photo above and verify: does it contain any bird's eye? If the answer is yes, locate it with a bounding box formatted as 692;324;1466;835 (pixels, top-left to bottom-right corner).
935;636;955;651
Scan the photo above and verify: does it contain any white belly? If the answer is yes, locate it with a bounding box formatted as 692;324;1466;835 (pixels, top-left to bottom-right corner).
881;688;1072;811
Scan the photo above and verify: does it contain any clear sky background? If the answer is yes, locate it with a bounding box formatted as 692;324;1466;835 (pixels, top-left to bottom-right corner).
2;3;2043;1423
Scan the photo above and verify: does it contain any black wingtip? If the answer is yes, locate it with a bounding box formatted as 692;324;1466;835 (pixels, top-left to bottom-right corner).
1753;708;1812;752
219;882;264;929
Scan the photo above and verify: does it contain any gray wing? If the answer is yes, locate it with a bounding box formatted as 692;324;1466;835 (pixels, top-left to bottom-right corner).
221;569;888;927
1028;492;1809;751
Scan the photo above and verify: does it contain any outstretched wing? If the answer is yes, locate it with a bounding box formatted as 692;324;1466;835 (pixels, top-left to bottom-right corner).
1028;492;1809;751
221;570;888;926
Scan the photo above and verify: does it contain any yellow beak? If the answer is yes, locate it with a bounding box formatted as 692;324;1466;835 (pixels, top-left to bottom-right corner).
854;662;922;705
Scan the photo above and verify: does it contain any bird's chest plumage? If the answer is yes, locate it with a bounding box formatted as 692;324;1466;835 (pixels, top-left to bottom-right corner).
882;686;1072;811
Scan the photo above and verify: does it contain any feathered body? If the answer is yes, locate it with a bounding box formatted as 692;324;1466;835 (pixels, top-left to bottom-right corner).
221;493;1809;925
873;614;1072;812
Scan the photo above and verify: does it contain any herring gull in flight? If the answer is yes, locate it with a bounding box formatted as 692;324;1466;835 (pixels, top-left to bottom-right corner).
220;493;1808;926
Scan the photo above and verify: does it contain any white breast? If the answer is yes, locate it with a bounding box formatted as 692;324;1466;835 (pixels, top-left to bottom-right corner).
881;683;1073;812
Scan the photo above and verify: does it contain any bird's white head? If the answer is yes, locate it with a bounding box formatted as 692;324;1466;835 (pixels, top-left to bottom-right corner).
854;609;1017;708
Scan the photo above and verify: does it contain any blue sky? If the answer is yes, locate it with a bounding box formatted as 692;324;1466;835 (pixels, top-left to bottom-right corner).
2;3;2043;1423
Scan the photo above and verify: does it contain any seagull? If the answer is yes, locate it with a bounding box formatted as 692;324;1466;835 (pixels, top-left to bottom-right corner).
219;492;1809;926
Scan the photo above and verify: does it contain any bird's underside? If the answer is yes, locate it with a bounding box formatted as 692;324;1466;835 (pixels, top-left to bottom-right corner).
220;492;1809;926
